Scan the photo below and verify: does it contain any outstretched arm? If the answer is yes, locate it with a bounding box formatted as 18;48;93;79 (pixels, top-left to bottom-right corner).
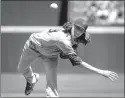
79;61;118;81
68;53;118;81
60;52;118;81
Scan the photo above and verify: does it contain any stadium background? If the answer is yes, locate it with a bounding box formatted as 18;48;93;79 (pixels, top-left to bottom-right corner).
1;0;124;97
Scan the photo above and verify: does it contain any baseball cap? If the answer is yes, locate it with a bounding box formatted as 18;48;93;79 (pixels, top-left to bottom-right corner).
74;18;91;44
74;18;88;32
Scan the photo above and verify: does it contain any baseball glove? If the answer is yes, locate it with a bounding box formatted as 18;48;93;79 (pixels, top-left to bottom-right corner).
68;53;82;66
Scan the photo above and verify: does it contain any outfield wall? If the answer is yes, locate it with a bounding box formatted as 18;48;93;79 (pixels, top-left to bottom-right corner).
1;26;124;74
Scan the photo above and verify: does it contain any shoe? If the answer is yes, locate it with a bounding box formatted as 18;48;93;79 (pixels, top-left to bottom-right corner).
25;73;39;95
46;87;59;97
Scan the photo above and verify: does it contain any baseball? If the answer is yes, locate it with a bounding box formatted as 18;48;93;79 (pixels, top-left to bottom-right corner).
50;3;58;9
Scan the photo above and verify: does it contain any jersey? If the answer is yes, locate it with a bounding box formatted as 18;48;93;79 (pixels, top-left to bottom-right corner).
28;29;73;57
28;28;82;66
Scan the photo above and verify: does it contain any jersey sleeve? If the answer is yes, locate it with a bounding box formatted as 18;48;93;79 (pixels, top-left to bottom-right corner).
55;38;82;66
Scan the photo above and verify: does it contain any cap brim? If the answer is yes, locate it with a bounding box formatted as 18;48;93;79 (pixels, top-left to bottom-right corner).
74;24;87;32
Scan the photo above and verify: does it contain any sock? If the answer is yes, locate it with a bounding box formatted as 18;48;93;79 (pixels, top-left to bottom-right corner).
23;67;35;83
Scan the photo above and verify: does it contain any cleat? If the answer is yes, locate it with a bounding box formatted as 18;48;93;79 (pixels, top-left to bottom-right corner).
25;73;39;95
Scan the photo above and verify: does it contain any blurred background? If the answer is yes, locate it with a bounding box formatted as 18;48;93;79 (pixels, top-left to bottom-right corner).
1;0;124;97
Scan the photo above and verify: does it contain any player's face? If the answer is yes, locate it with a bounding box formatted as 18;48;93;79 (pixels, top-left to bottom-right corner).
74;25;86;39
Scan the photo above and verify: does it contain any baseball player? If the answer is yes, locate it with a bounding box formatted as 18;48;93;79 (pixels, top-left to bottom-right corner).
17;18;118;97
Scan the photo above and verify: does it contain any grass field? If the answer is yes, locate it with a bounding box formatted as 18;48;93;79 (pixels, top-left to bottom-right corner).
1;73;124;97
